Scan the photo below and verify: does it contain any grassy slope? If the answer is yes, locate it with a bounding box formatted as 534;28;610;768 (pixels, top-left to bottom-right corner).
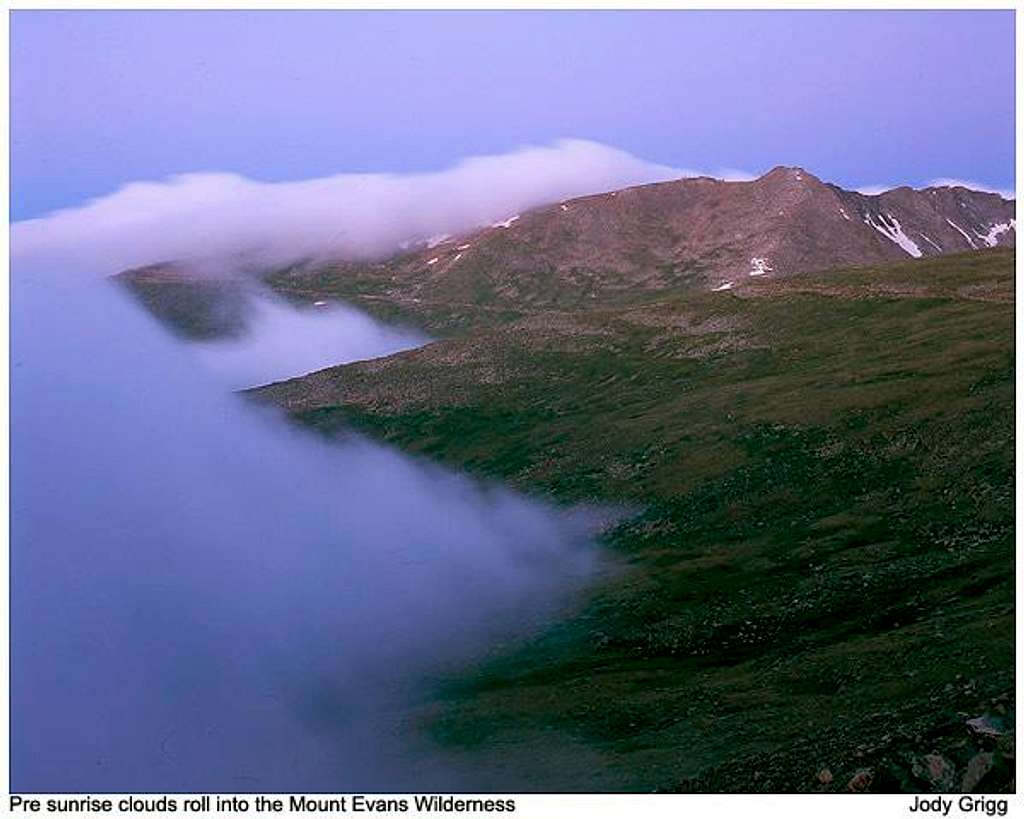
253;249;1015;792
262;255;678;338
114;265;252;340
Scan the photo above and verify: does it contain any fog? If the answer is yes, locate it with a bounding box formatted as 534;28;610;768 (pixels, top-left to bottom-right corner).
10;139;667;791
188;294;429;389
10;252;610;791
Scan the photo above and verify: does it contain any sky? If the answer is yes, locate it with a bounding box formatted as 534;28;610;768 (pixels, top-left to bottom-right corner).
11;10;1016;221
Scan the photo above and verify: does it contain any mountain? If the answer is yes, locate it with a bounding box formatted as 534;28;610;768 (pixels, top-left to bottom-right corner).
115;262;251;340
263;166;1014;322
116;166;1015;338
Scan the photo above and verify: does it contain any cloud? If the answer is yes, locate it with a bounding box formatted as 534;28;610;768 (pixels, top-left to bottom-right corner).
13;139;694;274
12;251;608;790
855;184;897;196
13;138;764;275
926;177;1015;200
13;141;647;789
190;294;429;389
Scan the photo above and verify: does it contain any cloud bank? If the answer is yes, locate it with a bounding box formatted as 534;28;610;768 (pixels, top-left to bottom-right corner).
13;139;692;274
13;140;661;791
11;251;607;791
190;295;430;389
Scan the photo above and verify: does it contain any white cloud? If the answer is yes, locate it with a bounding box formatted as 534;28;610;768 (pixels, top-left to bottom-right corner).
926;177;1015;200
13;139;699;274
855;184;896;196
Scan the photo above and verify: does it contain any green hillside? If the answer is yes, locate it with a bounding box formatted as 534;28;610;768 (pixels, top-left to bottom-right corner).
251;248;1014;792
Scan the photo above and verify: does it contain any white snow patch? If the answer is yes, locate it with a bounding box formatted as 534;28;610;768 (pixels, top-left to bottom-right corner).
560;204;569;212
313;300;327;307
456;244;471;250
426;257;439;266
864;213;922;257
426;233;452;248
839;207;850;221
492;215;520;229
748;257;773;277
713;281;734;291
946;219;977;248
979;219;1016;247
920;234;942;252
452;253;463;262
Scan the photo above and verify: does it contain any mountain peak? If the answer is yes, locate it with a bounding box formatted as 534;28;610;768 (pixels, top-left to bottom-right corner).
756;165;826;189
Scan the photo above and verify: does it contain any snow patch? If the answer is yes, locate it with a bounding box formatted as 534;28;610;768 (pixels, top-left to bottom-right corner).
713;281;734;291
426;257;439;266
492;215;520;229
920;234;942;252
426;233;452;248
864;213;922;257
946;219;977;249
978;219;1016;247
313;300;327;307
560;204;569;212
839;207;850;221
456;244;471;250
452;253;463;262
749;257;773;277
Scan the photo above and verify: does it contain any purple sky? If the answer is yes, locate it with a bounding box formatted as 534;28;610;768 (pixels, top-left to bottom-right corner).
11;10;1015;220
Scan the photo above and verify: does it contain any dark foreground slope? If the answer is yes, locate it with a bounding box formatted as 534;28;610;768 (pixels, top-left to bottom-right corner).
116;262;252;340
251;249;1015;792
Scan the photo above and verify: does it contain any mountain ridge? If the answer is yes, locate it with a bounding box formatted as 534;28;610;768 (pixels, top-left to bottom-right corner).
116;166;1015;338
265;164;1014;306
